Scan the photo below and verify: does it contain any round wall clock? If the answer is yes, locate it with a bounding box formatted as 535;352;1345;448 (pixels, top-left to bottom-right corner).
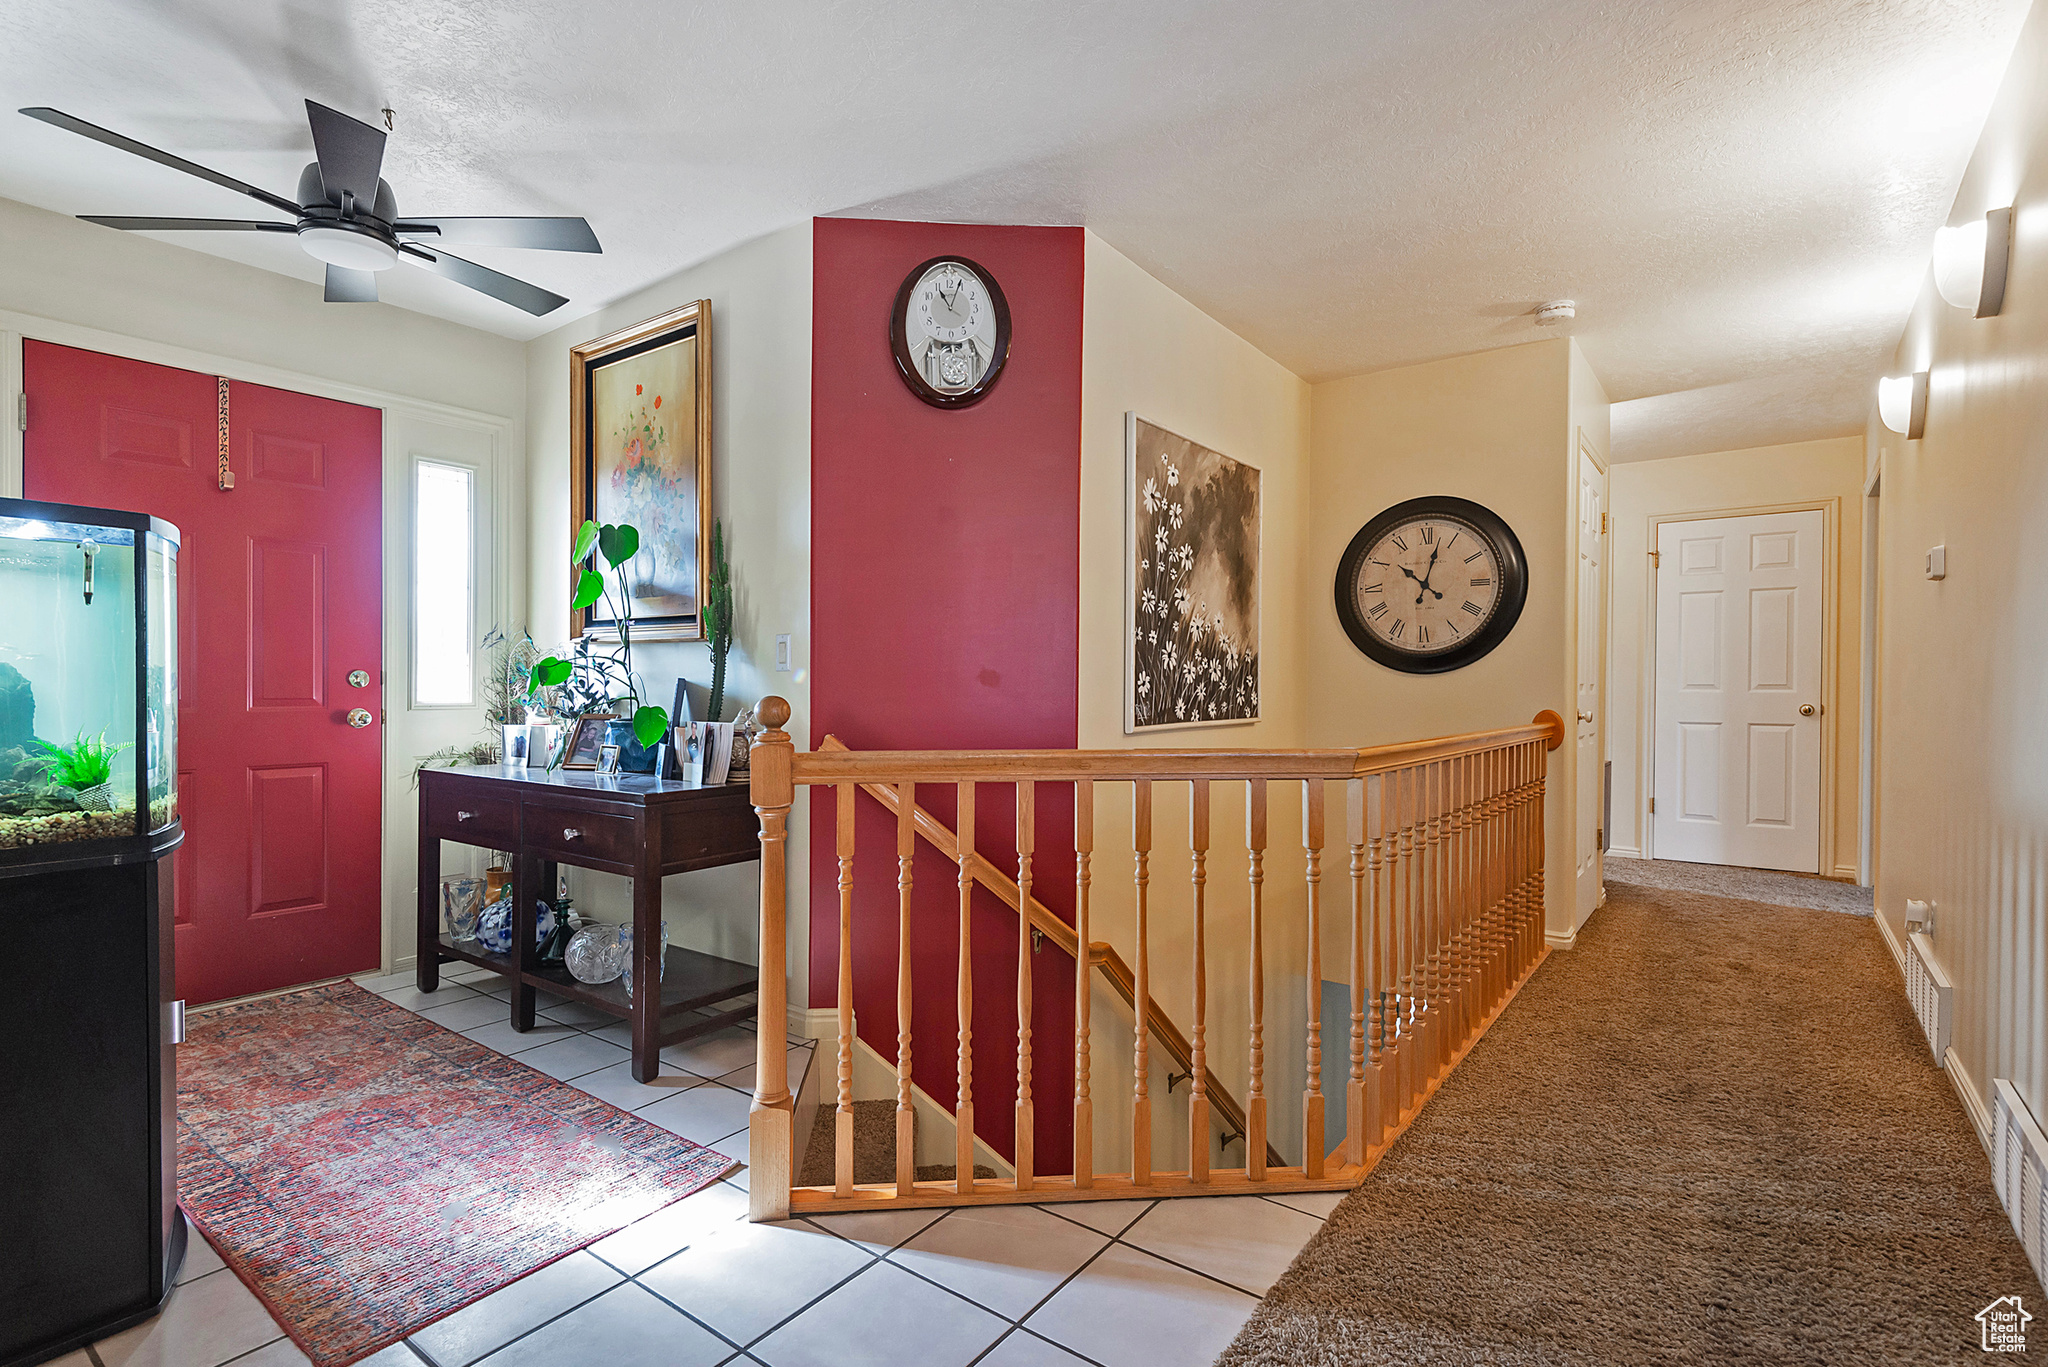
1334;495;1528;674
889;255;1011;408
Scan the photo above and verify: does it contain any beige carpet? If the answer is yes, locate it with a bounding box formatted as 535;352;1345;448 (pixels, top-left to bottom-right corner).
1216;879;2037;1365
1605;855;1875;917
796;1099;995;1186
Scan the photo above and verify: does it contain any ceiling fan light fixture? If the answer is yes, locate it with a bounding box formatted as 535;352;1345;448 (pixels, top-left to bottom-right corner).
298;223;398;272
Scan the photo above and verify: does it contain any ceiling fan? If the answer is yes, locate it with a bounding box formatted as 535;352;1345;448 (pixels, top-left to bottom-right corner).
19;100;599;315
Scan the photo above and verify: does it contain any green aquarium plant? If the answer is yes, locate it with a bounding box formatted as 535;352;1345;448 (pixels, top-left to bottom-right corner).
528;519;668;760
30;730;132;791
704;519;734;721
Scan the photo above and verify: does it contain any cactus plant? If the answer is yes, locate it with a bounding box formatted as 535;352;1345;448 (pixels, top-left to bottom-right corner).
704;519;734;721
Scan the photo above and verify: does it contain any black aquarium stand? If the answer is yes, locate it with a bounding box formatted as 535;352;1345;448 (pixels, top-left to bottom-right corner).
0;838;185;1366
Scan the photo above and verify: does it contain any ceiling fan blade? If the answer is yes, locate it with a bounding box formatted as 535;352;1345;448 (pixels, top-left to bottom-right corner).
324;264;378;303
79;216;297;233
399;243;567;316
304;100;386;210
392;217;601;253
19;107;301;217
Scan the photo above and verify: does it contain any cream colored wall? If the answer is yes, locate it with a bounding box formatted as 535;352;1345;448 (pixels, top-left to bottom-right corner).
1077;231;1315;1166
525;222;814;1010
1870;0;2048;1139
1305;339;1581;937
1607;437;1864;876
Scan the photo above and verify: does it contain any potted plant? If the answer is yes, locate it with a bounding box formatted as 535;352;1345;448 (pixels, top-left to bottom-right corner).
30;730;133;811
527;519;668;771
481;628;541;764
704;519;734;721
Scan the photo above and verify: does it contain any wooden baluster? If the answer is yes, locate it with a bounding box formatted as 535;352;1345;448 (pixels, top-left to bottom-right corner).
1456;753;1477;1041
1245;779;1269;1181
1392;770;1409;1123
1015;781;1035;1192
1302;777;1326;1178
1490;749;1509;1004
1073;780;1095;1189
1430;761;1450;1076
1364;771;1386;1150
746;697;795;1222
895;782;916;1198
1345;776;1366;1168
1517;744;1535;975
1442;756;1464;1049
1132;779;1154;1185
835;783;856;1198
956;781;976;1196
1533;741;1549;969
1425;766;1441;1082
1188;778;1212;1184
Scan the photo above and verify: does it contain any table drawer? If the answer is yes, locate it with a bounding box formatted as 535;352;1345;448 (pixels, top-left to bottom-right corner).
524;801;638;866
426;788;519;847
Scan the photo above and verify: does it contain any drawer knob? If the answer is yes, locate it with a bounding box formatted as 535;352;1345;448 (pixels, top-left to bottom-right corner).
563;827;583;840
457;810;476;822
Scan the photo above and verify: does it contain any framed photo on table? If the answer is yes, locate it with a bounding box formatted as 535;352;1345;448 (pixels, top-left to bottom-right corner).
560;715;615;770
570;300;713;643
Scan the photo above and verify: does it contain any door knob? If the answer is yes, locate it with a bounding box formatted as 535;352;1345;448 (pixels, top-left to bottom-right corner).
1577;712;1594;723
347;669;371;688
347;708;374;728
1799;703;1817;717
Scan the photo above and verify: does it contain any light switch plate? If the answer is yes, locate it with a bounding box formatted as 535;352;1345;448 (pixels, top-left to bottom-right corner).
775;634;792;671
1926;545;1947;580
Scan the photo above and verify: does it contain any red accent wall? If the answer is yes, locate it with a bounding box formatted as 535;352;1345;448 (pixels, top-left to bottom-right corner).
810;219;1084;1168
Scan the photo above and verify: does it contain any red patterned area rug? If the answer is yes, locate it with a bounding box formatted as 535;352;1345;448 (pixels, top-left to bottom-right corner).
178;980;733;1367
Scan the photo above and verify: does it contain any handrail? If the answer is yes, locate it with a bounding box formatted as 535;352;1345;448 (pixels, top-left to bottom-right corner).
791;720;1562;786
820;736;1286;1169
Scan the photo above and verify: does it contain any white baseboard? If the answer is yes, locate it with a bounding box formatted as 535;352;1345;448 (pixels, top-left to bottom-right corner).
1871;902;1907;974
1545;922;1581;951
1830;865;1859;883
793;1005;837;1041
1946;1044;1993;1154
1606;846;1643;861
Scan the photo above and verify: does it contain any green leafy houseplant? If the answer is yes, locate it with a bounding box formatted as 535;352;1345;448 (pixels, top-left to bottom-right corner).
30;730;132;790
704;519;734;721
528;519;668;757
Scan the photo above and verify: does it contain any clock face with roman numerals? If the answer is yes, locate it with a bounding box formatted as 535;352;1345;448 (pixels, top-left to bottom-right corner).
1334;496;1528;673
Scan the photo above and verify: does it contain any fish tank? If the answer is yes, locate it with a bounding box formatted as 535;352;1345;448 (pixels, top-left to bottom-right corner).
0;496;179;860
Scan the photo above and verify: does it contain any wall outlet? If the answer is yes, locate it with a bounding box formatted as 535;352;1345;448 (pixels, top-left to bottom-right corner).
1926;545;1947;580
775;634;792;672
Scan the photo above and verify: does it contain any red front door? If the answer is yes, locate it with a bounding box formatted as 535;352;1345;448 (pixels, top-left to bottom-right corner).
24;341;384;1004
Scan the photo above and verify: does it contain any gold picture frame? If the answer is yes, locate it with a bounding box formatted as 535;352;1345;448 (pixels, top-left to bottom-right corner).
569;300;713;642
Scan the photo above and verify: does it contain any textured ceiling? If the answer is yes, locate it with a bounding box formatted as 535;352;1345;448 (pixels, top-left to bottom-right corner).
0;0;2029;460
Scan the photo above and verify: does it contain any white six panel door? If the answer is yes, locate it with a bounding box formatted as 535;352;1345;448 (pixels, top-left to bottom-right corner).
1653;509;1824;872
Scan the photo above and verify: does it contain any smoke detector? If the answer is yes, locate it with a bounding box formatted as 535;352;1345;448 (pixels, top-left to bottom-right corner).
1534;300;1576;326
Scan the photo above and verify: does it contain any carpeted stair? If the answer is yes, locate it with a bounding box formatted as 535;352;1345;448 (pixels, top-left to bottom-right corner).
798;1099;996;1186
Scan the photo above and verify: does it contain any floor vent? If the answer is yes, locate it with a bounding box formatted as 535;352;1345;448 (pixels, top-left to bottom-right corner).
1993;1080;2048;1283
1905;931;1953;1062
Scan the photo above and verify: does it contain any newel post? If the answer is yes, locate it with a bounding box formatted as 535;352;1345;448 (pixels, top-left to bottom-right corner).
748;696;796;1221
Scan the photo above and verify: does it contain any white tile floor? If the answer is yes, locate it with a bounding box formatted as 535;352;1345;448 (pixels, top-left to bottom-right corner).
81;966;1336;1367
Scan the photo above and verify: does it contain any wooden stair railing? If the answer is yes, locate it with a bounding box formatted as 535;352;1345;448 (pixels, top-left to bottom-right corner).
745;703;1567;1219
820;734;1286;1170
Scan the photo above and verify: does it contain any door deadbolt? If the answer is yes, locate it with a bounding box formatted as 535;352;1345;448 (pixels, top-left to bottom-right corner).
1799;703;1817;717
348;669;371;688
347;708;374;728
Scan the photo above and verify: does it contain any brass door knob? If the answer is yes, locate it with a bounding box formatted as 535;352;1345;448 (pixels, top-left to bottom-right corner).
1799;703;1817;717
347;708;374;728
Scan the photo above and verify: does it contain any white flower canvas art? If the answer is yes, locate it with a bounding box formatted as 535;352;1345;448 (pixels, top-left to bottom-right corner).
1126;415;1260;731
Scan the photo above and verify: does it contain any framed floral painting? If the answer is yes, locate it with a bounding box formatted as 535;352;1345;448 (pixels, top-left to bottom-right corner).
1126;414;1261;732
569;300;713;641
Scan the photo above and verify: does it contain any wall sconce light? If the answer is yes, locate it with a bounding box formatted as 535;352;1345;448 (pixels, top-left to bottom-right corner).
1878;371;1929;439
1933;207;2013;317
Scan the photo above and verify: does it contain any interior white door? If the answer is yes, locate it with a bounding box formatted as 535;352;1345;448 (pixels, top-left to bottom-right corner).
1574;445;1606;923
1653;510;1824;871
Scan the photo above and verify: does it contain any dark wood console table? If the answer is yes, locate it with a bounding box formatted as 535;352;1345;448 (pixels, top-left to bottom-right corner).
417;764;761;1082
